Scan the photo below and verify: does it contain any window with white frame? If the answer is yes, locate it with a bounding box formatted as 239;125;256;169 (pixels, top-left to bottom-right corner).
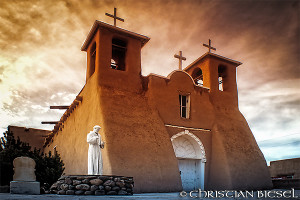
179;94;190;119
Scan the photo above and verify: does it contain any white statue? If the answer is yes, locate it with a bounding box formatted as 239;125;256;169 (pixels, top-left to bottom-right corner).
87;125;104;175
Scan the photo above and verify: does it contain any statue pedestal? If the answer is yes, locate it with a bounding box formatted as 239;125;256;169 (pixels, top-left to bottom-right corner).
10;157;40;195
49;175;133;195
10;181;40;194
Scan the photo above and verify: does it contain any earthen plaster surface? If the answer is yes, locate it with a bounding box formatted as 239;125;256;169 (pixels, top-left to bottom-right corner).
44;21;272;192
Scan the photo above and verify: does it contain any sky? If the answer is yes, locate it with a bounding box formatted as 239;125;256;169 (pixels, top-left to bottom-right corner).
0;0;299;164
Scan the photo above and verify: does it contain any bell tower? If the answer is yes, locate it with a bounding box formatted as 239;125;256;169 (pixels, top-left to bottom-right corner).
184;40;242;107
81;20;150;92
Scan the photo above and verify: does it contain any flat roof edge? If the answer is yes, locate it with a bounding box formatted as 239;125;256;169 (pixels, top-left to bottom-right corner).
184;52;242;71
81;20;150;51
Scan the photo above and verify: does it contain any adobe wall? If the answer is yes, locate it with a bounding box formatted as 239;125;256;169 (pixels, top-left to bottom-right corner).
146;70;272;190
9;126;50;150
185;56;239;107
208;108;273;190
87;28;143;93
146;71;215;129
94;84;182;193
44;72;182;193
44;73;107;175
269;158;300;179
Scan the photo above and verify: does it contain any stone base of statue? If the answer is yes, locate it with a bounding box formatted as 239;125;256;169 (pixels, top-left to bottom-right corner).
49;175;133;195
10;181;40;195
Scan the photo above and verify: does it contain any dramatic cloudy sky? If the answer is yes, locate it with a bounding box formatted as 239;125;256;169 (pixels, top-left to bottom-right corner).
0;0;299;163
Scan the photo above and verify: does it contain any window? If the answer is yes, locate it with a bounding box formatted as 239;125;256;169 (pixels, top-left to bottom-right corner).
179;94;190;119
89;42;96;77
111;38;127;71
218;65;227;91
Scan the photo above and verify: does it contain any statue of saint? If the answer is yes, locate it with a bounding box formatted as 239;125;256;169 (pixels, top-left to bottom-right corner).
87;125;104;175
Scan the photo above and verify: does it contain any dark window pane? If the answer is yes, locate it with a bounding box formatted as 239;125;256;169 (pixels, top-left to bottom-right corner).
182;96;186;106
182;107;186;118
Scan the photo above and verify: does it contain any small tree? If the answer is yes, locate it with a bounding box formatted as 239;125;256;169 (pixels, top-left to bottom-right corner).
0;128;64;190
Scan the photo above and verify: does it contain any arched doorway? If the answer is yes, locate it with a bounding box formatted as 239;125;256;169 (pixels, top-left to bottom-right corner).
171;130;206;190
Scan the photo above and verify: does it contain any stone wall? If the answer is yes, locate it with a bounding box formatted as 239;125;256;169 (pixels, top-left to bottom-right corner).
49;175;133;195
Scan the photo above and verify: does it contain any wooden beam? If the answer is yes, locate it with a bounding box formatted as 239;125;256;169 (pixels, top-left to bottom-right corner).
50;106;69;109
76;96;83;102
41;121;58;124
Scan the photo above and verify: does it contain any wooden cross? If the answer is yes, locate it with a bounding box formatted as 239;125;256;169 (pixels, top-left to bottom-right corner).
203;39;216;53
174;51;186;70
105;7;124;26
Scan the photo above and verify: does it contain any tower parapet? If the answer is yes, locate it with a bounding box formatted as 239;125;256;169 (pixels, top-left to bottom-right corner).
184;52;242;107
81;21;150;93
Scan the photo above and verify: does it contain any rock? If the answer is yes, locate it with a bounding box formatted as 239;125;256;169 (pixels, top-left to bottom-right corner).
90;179;103;185
82;184;90;191
72;180;81;185
56;184;62;191
98;185;104;190
75;190;84;195
103;180;114;186
114;177;121;182
66;190;75;195
57;190;66;195
84;191;94;195
76;184;90;191
68;185;75;190
112;186;120;191
118;190;127;195
60;184;68;191
50;183;58;190
98;176;110;181
95;190;105;195
50;190;58;194
58;180;64;184
65;178;72;185
90;185;98;192
126;188;132;193
105;186;111;191
121;187;126;191
107;191;117;195
75;185;82;190
58;176;65;180
116;181;125;187
82;179;90;184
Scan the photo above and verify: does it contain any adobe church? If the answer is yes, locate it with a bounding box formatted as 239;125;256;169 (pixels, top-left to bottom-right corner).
43;17;272;192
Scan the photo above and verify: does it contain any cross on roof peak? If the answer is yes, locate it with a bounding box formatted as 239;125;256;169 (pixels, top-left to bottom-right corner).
105;7;124;26
203;39;216;53
174;51;186;70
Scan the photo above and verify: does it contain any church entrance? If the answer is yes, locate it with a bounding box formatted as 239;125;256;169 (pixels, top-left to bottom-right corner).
171;130;206;190
178;159;199;191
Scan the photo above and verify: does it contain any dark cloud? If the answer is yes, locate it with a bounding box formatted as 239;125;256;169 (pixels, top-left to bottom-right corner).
0;0;299;162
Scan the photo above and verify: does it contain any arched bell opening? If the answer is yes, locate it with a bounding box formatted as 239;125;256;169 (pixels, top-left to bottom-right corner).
191;68;203;86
